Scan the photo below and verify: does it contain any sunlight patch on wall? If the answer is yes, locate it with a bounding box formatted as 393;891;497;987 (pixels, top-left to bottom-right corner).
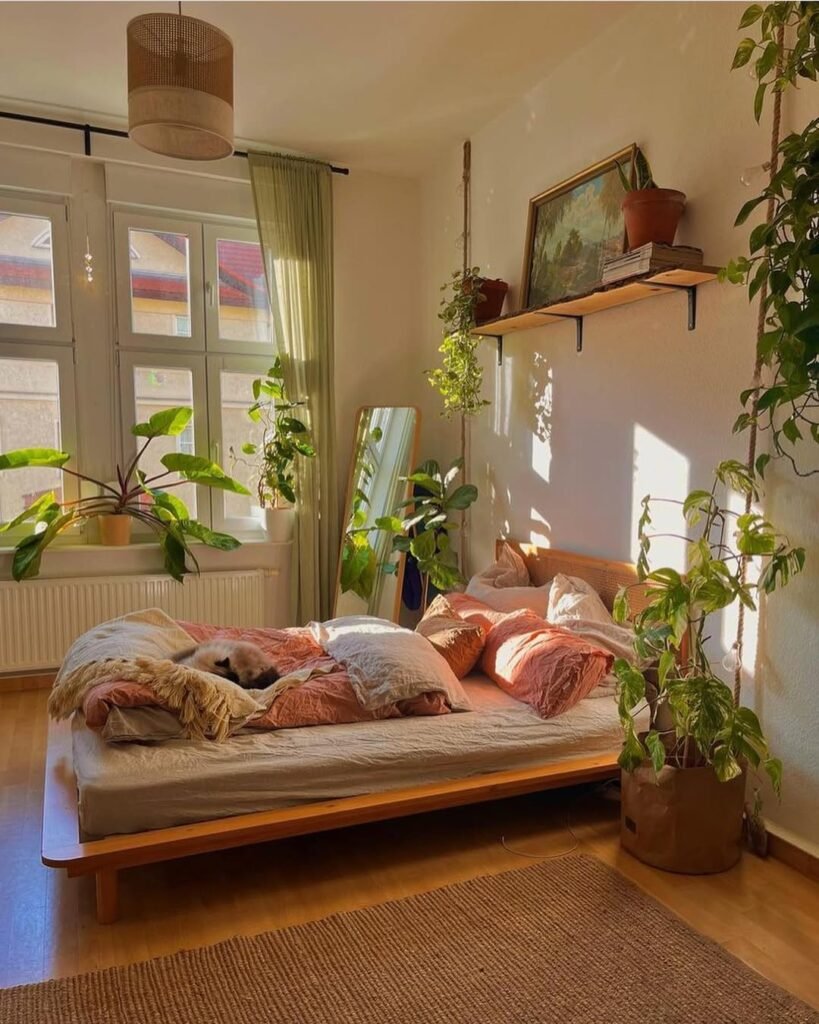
529;507;551;549
631;425;689;572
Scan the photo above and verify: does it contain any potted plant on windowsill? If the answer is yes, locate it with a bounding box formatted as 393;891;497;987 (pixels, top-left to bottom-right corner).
612;459;804;874
616;149;686;249
232;357;316;544
0;406;249;581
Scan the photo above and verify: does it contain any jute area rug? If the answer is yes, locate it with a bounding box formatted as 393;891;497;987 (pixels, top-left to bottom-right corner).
2;854;816;1024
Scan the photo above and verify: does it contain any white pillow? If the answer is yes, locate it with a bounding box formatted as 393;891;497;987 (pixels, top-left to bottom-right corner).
465;577;551;618
473;542;531;589
547;574;612;626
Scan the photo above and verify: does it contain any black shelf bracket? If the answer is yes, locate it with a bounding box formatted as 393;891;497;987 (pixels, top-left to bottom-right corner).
649;282;698;331
540;313;584;352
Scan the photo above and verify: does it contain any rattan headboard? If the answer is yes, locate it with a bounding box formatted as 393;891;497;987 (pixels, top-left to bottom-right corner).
496;540;650;618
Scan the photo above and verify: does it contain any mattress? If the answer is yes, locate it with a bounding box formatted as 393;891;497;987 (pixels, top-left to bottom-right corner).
72;673;638;838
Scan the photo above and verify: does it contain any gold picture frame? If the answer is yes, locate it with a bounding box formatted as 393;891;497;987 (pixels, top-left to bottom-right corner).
520;143;637;310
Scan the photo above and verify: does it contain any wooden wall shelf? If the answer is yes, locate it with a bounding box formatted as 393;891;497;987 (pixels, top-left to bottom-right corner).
472;266;720;359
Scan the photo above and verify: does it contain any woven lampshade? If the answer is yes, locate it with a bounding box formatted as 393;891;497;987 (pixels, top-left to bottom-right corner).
127;13;234;161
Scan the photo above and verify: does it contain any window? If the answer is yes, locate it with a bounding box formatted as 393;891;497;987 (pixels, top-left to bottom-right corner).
115;210;274;534
0;194;75;534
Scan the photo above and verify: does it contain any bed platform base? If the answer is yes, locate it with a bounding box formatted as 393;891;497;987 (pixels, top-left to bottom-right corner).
43;716;619;923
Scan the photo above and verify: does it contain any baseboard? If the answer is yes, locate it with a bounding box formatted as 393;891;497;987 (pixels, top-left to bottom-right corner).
768;831;819;883
0;671;56;693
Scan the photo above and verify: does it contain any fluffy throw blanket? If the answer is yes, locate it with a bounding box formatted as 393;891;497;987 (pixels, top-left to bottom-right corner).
48;609;324;741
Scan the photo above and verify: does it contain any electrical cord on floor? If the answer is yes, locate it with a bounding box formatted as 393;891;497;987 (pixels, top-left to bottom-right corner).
498;779;620;860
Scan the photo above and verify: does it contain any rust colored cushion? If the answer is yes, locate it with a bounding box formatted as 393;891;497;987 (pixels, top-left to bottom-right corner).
481;609;614;719
446;592;510;636
415;596;486;679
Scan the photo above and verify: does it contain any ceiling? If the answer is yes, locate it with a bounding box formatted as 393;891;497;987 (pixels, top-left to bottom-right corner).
0;2;633;175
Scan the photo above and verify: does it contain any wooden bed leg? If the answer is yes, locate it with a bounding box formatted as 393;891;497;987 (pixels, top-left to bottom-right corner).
95;869;119;924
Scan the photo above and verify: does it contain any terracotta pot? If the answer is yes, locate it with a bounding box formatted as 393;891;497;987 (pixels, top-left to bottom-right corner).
622;188;686;248
264;506;295;543
98;514;132;547
620;762;746;874
476;278;508;323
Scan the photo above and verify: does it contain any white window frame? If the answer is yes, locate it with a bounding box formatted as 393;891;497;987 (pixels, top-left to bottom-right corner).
118;349;210;529
113;211;205;353
207;353;270;536
0;341;78;538
0;192;72;345
203;222;274;357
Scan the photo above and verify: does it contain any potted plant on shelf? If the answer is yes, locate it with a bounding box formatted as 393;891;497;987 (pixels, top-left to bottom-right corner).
612;459;804;874
0;406;249;582
233;357;316;544
616;149;686;248
378;456;477;610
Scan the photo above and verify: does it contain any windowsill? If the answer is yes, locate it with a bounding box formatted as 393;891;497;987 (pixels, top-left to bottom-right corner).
0;536;292;582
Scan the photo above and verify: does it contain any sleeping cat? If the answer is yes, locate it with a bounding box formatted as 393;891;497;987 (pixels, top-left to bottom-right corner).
171;640;280;689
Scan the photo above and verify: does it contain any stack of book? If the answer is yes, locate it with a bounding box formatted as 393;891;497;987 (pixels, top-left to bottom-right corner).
601;244;703;285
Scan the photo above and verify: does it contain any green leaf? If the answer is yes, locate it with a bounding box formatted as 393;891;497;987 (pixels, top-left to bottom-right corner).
410;530;436;561
374;515;403;533
712;744;743;783
645;730;667;774
0;448;70;470
753;81;768;123
734;194;766;226
180;520;241;551
445;484;478;510
764;757;783;797
614;659;646;714
618;725;646;773
658;650;676;689
150;490;189;521
241;442;257;455
11;510;75;580
160;454;251;495
732;37;756;69
738;4;763;28
160;530;190;583
612;587;630;624
404;472;443;497
0;491;58;534
131;406;192;438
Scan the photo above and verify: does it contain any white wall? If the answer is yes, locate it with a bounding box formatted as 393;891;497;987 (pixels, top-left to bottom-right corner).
419;2;819;850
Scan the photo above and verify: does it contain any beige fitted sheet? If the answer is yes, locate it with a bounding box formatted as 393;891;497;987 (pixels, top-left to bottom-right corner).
72;673;638;838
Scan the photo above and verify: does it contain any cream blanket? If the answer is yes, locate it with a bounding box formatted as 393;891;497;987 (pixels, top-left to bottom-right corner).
49;608;323;741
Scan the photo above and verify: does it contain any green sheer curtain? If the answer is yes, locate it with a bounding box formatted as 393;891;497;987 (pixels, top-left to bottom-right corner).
249;152;339;623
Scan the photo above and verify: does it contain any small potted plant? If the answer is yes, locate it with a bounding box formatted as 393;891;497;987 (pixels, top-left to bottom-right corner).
612;459;804;874
233;357;316;544
378;456;477;610
617;149;686;248
0;406;248;581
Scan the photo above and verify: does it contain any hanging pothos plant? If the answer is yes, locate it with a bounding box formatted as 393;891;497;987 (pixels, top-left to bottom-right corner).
722;2;819;476
427;266;490;419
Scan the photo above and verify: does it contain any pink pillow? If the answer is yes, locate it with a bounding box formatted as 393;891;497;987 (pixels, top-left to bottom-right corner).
481;610;613;719
447;592;510;635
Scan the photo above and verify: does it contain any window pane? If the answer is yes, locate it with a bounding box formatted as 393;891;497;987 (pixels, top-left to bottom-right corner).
0;212;57;328
133;367;196;516
216;239;271;343
128;229;191;338
221;370;265;519
0;357;63;523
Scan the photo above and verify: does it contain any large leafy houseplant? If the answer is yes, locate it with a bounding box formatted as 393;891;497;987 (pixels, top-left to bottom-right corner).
723;2;819;476
0;407;249;582
235;357;316;508
378;457;477;609
612;460;804;791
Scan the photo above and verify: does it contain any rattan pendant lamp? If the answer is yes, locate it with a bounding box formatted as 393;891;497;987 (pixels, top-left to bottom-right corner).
127;5;234;161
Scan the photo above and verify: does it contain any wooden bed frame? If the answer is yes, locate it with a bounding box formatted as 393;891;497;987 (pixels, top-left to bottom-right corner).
42;541;645;924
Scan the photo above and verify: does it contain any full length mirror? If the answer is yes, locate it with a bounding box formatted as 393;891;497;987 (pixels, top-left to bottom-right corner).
334;406;420;621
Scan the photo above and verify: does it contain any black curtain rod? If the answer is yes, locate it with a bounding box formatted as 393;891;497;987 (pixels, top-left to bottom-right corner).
0;110;350;175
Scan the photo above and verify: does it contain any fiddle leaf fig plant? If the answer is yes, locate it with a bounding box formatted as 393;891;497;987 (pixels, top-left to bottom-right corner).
232;357;316;508
612;460;804;790
378;456;477;607
723;3;819;476
0;407;249;582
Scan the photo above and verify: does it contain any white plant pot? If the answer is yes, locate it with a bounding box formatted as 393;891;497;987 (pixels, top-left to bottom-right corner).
264;506;295;543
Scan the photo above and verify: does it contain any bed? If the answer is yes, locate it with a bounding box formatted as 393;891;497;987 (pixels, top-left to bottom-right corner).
42;542;650;923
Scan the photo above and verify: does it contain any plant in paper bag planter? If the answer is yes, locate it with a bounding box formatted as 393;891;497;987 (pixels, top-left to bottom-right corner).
615;149;687;249
232;358;317;543
0;406;249;582
611;459;804;874
377;456;477;609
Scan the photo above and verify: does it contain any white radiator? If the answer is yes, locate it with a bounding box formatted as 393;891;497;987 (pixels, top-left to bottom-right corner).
0;571;269;673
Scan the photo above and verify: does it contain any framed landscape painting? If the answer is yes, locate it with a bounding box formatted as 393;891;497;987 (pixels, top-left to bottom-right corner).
521;144;636;309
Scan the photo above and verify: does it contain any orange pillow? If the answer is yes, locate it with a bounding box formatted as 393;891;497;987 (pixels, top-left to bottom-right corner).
481;609;613;719
446;592;510;636
416;596;486;678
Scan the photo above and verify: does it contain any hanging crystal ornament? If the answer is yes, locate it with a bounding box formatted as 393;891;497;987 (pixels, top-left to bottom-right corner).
83;216;93;283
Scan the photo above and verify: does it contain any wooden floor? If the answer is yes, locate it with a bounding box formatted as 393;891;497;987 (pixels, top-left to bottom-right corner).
2;689;818;1010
